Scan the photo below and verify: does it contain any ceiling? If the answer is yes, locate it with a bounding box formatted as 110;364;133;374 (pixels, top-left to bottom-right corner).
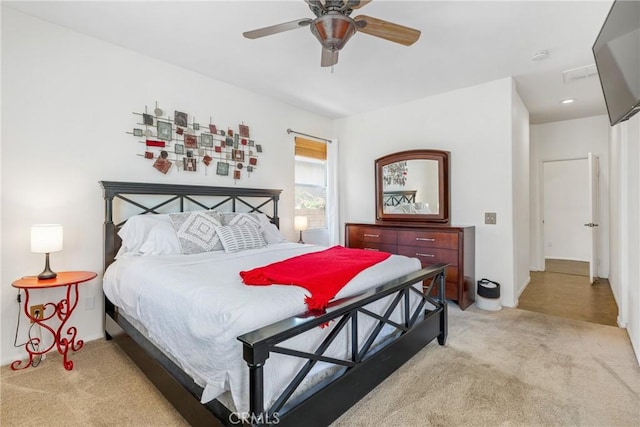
4;0;614;124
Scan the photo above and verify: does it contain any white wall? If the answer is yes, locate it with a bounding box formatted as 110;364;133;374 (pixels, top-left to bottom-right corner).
511;86;531;301
609;113;640;363
631;116;640;363
609;123;622;311
334;77;520;307
530;116;610;276
0;9;332;366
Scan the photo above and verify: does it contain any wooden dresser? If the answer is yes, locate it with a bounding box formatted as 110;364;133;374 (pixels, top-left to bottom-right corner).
345;223;475;310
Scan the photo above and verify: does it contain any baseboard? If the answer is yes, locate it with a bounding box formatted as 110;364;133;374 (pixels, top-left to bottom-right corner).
516;276;531;300
545;257;589;263
506;299;518;309
617;316;628;328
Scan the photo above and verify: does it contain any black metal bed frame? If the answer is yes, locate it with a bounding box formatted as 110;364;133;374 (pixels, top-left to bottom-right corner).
100;181;447;427
383;190;417;207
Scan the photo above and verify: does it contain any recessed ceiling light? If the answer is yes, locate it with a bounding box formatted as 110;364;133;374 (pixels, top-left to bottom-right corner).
561;98;575;104
531;50;549;61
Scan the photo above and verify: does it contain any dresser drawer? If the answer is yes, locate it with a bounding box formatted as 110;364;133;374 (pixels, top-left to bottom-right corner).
348;226;397;245
396;245;459;267
351;242;397;253
397;230;458;249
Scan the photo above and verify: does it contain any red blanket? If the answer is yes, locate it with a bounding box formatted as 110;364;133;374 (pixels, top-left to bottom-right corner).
240;245;391;310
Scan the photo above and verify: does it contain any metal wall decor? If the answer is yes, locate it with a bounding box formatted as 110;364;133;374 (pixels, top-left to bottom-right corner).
128;102;262;180
383;161;408;186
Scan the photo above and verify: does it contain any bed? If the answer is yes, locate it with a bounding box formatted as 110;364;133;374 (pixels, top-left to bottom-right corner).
383;190;417;207
100;180;448;427
382;190;432;214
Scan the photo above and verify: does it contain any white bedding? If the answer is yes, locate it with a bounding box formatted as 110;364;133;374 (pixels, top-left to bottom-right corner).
103;242;422;412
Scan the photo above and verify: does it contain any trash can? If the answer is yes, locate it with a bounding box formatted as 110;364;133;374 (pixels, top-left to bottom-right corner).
476;278;501;311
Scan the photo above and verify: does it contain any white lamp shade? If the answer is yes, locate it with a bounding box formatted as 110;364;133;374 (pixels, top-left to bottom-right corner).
31;224;63;253
294;216;308;231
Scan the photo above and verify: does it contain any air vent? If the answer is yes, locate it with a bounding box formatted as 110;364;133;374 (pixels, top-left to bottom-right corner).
562;64;598;84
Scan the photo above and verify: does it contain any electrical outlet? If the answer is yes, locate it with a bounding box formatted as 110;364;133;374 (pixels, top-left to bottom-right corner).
29;304;44;323
485;212;497;225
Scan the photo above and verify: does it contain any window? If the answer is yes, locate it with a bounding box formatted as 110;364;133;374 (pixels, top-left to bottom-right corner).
295;137;327;229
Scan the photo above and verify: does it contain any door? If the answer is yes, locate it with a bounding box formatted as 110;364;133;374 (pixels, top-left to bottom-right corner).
543;159;590;269
587;153;600;284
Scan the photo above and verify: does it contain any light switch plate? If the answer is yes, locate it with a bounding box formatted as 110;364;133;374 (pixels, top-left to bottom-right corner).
485;212;497;224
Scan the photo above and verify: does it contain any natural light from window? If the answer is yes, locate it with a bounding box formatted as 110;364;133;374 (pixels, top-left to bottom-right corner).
294;136;327;230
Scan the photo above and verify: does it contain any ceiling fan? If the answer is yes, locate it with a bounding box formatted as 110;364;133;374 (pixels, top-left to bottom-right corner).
242;0;421;67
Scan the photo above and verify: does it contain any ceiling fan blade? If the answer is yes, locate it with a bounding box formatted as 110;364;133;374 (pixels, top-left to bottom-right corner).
354;15;420;46
321;48;339;67
243;18;313;39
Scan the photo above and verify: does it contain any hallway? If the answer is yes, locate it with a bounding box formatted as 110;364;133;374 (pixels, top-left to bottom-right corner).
518;260;618;327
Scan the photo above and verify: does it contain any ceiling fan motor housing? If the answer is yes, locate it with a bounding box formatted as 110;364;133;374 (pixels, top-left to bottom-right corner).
310;12;357;51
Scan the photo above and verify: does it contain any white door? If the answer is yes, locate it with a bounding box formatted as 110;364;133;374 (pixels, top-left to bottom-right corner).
543;159;590;266
587;153;600;284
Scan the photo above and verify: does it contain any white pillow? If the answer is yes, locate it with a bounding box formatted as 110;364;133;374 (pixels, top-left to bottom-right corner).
169;211;224;254
221;212;287;244
216;223;267;253
116;214;181;257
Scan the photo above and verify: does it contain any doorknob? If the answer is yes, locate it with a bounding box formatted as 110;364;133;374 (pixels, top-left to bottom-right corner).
584;222;599;227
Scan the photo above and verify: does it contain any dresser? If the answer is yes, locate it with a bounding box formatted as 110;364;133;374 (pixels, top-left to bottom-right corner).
345;223;475;310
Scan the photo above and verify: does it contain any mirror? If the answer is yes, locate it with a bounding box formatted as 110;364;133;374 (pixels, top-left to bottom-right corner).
375;150;450;224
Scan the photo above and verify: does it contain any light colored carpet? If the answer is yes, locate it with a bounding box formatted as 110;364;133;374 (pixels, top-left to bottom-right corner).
2;306;638;426
333;306;639;426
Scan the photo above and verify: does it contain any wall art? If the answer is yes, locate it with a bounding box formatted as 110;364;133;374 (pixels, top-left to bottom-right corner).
157;121;172;141
129;103;263;180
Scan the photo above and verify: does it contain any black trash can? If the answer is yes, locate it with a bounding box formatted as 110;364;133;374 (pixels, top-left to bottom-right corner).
476;278;501;311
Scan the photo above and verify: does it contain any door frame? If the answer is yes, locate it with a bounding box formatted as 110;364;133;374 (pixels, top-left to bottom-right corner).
536;156;592;273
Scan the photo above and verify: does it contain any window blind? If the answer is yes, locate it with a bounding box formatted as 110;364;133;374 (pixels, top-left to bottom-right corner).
295;137;327;160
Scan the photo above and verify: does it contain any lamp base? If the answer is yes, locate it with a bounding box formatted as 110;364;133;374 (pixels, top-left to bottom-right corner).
297;230;305;244
38;271;57;280
37;253;57;280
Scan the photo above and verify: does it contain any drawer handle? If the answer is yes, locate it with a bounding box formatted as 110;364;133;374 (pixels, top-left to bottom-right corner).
416;238;435;242
363;234;380;238
364;248;379;251
416;253;435;258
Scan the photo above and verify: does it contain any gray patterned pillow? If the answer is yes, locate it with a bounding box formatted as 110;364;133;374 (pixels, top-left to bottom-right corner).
222;212;263;229
216;223;267;253
168;211;224;254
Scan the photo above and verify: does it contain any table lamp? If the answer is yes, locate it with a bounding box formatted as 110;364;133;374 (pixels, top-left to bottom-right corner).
294;216;308;244
31;224;63;280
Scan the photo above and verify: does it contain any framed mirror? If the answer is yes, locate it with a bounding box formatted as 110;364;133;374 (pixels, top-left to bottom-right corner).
375;149;450;224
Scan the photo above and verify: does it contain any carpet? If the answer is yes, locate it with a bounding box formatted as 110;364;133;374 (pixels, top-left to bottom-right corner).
2;306;638;426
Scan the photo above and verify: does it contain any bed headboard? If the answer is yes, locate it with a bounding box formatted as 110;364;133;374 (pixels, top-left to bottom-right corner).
100;181;282;270
383;190;417;206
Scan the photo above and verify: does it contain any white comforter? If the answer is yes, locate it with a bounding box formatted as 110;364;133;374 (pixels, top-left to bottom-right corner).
103;242;421;412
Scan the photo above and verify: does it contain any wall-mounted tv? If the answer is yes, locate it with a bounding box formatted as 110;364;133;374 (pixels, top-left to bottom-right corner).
592;0;640;126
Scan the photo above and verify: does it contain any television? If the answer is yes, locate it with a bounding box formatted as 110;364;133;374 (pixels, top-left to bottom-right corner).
592;0;640;126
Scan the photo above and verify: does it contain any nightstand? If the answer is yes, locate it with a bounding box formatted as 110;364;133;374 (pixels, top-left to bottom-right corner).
11;271;97;371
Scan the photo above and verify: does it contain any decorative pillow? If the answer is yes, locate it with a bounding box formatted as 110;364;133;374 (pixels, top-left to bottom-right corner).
116;214;181;257
168;211;224;254
221;212;287;244
215;223;267;253
222;212;262;228
261;222;288;244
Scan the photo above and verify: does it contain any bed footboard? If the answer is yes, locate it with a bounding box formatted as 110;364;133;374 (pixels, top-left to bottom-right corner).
238;264;447;427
